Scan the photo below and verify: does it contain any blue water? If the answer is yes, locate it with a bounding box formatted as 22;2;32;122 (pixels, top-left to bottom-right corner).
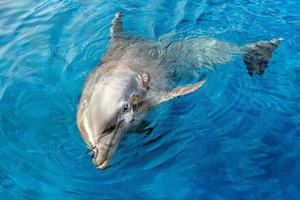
0;0;300;199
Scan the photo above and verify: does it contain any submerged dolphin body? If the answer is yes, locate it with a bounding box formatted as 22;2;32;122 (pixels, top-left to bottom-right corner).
77;13;281;169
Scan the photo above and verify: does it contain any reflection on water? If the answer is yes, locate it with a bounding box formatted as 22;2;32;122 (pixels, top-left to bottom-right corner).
0;0;299;199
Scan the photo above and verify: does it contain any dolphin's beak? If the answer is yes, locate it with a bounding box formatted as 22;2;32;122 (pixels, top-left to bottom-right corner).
92;121;124;169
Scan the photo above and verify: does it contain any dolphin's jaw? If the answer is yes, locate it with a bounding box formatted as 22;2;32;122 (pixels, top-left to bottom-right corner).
98;160;109;169
92;143;116;169
92;123;125;169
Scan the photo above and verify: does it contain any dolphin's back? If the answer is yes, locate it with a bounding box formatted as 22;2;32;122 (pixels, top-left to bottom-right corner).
101;13;172;93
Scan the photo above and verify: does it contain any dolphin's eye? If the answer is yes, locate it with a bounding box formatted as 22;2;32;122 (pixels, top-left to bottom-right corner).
123;104;129;112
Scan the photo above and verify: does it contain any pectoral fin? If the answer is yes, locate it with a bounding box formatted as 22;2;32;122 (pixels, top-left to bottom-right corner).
160;79;207;103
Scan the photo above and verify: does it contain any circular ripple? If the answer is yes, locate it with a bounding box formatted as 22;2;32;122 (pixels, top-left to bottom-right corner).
0;0;299;199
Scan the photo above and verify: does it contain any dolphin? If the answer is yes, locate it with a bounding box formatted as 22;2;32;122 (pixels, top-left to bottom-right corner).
77;13;281;169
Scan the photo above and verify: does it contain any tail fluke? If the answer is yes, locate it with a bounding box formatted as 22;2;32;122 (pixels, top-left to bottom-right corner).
243;38;282;76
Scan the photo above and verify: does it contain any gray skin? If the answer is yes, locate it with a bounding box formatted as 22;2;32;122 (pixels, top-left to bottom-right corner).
77;13;281;169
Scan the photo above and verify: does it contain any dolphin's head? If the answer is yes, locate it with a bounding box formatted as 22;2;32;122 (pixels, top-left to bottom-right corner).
79;68;150;169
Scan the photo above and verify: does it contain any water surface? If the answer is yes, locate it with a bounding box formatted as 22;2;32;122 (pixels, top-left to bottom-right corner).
0;0;300;199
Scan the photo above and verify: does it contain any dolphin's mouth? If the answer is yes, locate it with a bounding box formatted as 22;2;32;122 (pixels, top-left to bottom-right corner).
92;143;115;169
92;121;125;169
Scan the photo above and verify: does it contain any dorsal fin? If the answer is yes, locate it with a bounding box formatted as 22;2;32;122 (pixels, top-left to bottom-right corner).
102;13;151;63
110;12;126;43
110;12;146;45
102;12;132;63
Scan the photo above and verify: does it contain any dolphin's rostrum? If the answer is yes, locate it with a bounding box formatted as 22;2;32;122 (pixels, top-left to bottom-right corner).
77;13;281;169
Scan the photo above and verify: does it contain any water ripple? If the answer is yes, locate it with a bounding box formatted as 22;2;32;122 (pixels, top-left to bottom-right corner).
0;0;299;199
